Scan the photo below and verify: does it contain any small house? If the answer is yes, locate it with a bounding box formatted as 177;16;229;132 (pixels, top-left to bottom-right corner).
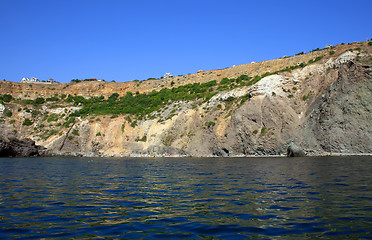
164;73;173;78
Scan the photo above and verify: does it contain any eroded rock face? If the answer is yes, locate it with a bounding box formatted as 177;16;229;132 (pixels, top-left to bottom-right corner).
0;137;45;157
0;41;371;157
287;142;306;157
301;60;372;154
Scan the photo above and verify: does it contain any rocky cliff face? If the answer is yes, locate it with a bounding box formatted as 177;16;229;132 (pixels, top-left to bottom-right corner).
1;41;371;157
300;57;372;154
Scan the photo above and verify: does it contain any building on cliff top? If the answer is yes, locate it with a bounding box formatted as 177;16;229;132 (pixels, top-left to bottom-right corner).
164;73;173;78
21;77;40;83
21;77;56;83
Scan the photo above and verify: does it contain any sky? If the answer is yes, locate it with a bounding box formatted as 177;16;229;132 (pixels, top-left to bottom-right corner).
1;0;371;83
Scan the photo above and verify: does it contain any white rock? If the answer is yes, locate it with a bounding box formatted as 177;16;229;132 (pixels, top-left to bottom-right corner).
70;106;82;112
253;75;287;95
300;64;324;76
335;51;357;66
48;108;65;114
324;58;335;69
0;104;5;116
209;88;249;102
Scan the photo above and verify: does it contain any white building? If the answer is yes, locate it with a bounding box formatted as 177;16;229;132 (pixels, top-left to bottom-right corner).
21;77;40;83
164;73;173;78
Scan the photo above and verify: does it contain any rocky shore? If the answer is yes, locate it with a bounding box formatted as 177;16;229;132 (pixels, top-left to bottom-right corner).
0;136;45;157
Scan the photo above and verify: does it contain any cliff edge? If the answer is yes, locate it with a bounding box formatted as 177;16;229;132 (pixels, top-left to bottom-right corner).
1;41;371;157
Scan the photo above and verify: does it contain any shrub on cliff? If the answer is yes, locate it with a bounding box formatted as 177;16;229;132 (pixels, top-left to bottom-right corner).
23;118;33;126
6;110;12;117
1;94;13;102
46;96;59;102
34;97;45;105
135;136;147;142
47;113;59;122
205;121;216;127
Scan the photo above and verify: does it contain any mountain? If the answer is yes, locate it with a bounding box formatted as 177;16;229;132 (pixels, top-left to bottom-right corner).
1;41;371;157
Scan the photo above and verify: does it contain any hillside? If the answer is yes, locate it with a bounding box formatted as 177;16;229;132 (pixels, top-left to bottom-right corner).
1;41;372;157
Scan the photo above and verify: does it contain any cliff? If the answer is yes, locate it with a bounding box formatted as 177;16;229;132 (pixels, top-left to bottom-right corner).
1;41;371;157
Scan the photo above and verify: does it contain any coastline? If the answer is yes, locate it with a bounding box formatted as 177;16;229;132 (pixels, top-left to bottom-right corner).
41;151;372;158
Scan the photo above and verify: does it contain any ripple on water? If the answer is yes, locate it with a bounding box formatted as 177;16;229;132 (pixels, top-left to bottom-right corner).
0;156;371;239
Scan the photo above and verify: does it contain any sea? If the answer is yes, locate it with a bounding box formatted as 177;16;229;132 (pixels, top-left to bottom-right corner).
0;156;371;239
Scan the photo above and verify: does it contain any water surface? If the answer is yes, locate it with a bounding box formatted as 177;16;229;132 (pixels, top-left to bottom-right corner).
0;156;371;239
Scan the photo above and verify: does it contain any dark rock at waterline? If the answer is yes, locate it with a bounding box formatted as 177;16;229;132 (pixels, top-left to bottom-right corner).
212;147;230;157
287;142;306;157
0;137;45;157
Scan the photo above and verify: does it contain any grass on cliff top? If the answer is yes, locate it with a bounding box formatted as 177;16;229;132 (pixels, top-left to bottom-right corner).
69;74;260;119
3;55;324;121
64;55;324;119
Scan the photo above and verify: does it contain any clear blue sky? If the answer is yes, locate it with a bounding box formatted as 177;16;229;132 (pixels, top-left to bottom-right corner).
1;0;371;83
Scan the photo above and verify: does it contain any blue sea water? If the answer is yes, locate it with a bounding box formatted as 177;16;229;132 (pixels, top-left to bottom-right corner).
0;156;371;239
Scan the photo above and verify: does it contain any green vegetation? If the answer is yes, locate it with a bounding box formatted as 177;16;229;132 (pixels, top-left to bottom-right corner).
4;52;326;127
329;51;335;55
41;129;59;140
70;80;219;118
72;129;79;136
125;116;132;123
238;93;252;106
225;110;232;119
135;136;147;142
253;129;258;135
23;118;33;126
63;116;75;128
0;94;13;103
34;97;45;105
96;132;101;136
205;121;216;127
47;113;59;122
261;127;268;135
31;110;40;118
302;92;311;101
65;76;252;120
368;42;372;46
46;96;59;102
6;110;12;117
130;121;138;128
308;56;324;64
